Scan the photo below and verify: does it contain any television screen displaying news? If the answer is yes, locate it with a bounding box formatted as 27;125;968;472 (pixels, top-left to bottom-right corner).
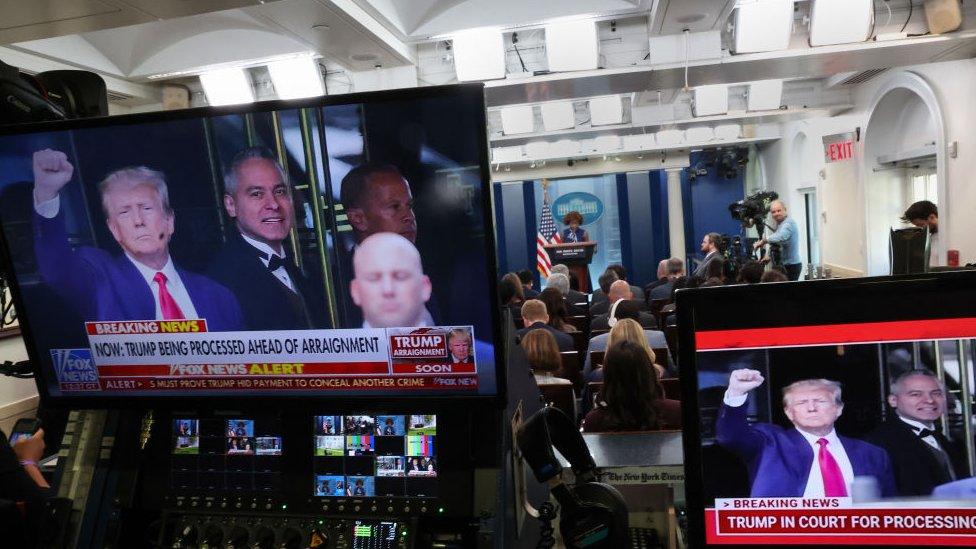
313;414;437;498
678;272;976;547
0;84;499;402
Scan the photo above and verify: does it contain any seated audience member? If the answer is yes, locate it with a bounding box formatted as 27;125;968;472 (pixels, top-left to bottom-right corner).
538;287;576;333
737;260;765;284
644;259;670;296
545;272;586;317
582;319;667;415
760;269;789;283
585;302;667;379
591;281;655;331
589;270;619;316
701;277;724;287
498;272;524;319
517;299;574;352
521;329;572;386
592;264;643;305
582;340;681;432
705;255;726;283
517;269;540;299
549;266;588;313
648;257;684;301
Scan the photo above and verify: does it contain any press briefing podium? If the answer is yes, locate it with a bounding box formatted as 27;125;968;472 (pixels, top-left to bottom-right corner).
544;241;597;293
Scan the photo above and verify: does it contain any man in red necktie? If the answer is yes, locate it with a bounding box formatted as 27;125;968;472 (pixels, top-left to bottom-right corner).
716;369;896;498
31;149;243;330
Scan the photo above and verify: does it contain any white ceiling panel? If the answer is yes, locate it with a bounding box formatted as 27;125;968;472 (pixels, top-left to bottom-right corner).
0;0;278;46
356;0;642;38
652;0;735;35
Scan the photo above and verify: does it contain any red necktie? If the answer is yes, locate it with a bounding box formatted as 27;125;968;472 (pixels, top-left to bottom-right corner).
153;272;185;320
817;438;847;497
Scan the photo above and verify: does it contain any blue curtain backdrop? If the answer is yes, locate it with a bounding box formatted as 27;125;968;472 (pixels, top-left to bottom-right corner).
493;154;745;288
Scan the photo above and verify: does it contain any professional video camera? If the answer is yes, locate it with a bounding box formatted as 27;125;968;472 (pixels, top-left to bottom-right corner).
728;190;779;230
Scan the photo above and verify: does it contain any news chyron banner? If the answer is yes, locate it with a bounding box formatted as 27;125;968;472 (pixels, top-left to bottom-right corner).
707;498;976;545
51;320;479;393
697;317;976;546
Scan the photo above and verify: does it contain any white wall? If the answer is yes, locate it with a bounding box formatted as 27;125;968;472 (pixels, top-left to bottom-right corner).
0;336;39;433
759;57;976;275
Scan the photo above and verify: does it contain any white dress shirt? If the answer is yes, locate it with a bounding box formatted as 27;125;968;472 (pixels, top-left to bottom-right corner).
34;193;61;218
240;233;295;291
128;254;198;320
897;415;943;451
796;428;855;498
362;309;434;329
723;391;854;497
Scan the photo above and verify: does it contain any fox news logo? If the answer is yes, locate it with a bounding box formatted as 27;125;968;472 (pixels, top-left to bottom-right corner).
50;349;99;383
389;329;448;359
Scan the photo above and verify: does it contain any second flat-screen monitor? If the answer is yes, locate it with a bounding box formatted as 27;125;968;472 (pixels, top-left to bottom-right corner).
0;84;499;403
678;271;976;548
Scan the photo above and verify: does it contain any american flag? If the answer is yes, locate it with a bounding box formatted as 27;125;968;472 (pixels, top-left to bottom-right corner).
536;191;562;277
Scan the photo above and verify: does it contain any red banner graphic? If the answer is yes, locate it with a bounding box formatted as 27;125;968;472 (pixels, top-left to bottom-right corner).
390;362;476;375
95;375;479;392
697;318;976;351
96;362;391;377
706;508;976;545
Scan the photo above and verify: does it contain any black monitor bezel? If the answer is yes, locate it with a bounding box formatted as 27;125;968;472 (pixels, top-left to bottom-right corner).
677;270;976;549
0;83;507;409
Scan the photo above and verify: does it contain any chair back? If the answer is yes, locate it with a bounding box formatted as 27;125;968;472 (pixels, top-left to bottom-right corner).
659;377;681;400
559;351;582;388
538;383;576;420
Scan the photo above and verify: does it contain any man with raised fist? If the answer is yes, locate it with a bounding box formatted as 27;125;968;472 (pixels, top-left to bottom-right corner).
716;368;895;498
31;149;242;330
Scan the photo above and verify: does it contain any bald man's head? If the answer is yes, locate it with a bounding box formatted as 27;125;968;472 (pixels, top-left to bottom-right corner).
656;259;668;280
608;279;631;302
770;200;787;224
351;232;432;327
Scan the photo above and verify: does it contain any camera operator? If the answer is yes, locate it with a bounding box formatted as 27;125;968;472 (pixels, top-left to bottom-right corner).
753;200;801;281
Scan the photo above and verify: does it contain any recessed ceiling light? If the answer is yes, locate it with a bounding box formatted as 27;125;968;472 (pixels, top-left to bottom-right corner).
351;53;378;62
312;23;330;30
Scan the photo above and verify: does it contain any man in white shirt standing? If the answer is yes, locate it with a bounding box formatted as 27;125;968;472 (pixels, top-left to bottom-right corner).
31;149;243;330
716;369;895;498
866;369;967;496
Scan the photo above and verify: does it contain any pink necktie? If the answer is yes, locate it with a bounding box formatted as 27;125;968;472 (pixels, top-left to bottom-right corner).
817;438;847;497
153;272;185;320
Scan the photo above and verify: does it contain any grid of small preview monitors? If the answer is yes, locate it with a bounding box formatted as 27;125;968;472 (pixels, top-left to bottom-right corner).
171;418;283;492
313;414;437;498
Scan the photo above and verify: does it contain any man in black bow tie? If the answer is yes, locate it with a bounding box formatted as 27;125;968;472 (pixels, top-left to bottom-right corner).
207;146;329;330
866;369;967;496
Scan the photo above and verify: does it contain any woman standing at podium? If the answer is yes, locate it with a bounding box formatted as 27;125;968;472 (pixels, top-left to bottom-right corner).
561;211;590;243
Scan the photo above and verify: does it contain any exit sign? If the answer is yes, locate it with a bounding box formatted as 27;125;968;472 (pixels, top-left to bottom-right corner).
823;132;857;163
826;140;854;162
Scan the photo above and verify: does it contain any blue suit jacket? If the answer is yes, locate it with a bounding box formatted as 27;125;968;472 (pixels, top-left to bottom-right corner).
34;210;243;331
716;402;896;497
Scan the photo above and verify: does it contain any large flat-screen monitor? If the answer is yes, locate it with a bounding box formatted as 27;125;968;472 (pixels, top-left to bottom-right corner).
678;272;976;547
0;84;501;405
